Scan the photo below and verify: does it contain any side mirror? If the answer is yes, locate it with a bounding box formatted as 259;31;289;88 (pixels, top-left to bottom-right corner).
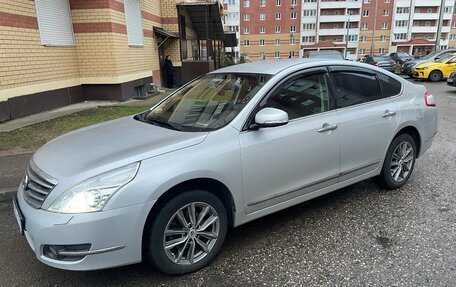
253;108;289;129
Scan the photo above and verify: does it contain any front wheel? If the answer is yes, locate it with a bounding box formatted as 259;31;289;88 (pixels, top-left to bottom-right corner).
429;70;442;82
146;190;227;274
375;134;416;190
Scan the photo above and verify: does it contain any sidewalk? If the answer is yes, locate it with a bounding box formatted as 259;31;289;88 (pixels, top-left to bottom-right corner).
0;91;171;202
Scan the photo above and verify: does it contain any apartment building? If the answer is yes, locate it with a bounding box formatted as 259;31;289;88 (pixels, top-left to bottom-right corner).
0;0;231;122
225;0;241;60
230;0;456;61
239;0;301;61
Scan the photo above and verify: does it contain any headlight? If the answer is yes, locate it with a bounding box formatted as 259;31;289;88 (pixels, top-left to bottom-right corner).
421;66;429;70
48;162;140;213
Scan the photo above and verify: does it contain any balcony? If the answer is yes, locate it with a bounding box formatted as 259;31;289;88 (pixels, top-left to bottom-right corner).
395;0;411;8
301;29;317;36
392;26;409;34
411;26;438;33
394;13;409;21
413;13;439;20
302;2;317;9
302;16;317;23
414;0;441;6
319;1;362;9
319;14;360;23
318;28;359;36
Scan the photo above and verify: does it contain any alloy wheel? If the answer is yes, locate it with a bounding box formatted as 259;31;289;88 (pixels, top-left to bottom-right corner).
163;202;220;265
390;141;414;183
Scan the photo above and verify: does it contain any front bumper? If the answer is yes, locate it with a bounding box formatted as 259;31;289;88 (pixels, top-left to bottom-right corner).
447;77;456;86
413;70;429;79
16;184;155;271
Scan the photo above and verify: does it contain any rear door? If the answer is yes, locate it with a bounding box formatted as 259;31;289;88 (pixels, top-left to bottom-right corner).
329;66;400;182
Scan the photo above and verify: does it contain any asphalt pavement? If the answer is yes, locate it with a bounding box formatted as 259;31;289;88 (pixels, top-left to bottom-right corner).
0;79;455;286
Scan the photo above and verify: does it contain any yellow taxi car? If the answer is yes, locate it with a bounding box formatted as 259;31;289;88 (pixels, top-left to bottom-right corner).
413;53;456;81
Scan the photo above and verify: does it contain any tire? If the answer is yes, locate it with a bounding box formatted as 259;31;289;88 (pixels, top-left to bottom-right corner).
374;134;417;190
146;190;227;275
429;70;442;82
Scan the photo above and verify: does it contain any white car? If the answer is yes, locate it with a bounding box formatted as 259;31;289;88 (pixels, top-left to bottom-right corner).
14;59;437;274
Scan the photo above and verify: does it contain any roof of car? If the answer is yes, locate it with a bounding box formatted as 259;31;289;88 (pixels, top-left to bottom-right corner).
211;58;332;75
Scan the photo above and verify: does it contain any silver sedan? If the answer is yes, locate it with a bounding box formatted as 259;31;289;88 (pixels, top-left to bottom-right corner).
13;59;437;274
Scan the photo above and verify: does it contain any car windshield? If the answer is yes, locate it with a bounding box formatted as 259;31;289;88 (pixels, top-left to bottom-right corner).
422;51;440;60
140;73;270;132
435;54;454;63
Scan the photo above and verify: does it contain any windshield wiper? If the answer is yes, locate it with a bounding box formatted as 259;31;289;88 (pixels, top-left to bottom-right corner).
147;117;181;131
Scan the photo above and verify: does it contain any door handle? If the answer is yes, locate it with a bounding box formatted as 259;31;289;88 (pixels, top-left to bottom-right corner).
382;110;396;118
318;123;338;133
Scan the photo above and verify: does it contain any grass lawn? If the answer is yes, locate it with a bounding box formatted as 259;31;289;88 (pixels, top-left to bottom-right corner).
0;105;150;156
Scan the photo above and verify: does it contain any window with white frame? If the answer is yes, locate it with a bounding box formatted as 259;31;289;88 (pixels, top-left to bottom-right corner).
124;0;144;46
362;23;368;30
381;22;388;29
395;20;408;27
364;0;370;3
243;13;250;21
260;13;266;20
445;6;452;13
275;13;281;20
360;35;367;42
291;0;297;6
260;26;265;33
302;36;315;42
290;25;296;32
380;35;386;42
303;10;316;17
275;26;281;33
259;52;266;59
289;51;295;58
291;12;297;19
303;23;316;30
244;26;250;34
243;0;250;7
275;39;280;45
290;38;295;45
383;9;389;16
243;40;250;46
379;48;385;54
274;51;280;58
359;48;366;54
363;10;369;17
259;39;265;45
396;7;409;14
35;0;75;46
385;0;390;2
260;0;266;6
276;0;282;6
394;33;407;40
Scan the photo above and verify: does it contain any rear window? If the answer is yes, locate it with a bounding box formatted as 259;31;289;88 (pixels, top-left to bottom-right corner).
376;72;402;97
331;71;382;108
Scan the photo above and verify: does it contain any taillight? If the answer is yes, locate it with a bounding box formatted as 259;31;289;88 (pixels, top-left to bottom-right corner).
425;91;436;107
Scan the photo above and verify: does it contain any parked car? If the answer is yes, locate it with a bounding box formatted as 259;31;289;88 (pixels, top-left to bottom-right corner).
389;51;413;64
303;50;344;60
413;53;456;81
13;59;438;275
402;49;456;77
447;71;456;86
362;55;396;72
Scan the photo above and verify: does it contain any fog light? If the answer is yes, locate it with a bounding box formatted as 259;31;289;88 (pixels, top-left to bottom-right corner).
43;244;91;261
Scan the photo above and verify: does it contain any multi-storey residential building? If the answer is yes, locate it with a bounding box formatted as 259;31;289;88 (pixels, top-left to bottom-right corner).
0;0;233;122
232;0;456;61
239;0;301;61
225;0;241;60
390;0;455;56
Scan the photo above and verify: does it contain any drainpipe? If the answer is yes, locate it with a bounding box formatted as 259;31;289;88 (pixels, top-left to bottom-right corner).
345;11;352;59
435;0;445;52
370;0;379;56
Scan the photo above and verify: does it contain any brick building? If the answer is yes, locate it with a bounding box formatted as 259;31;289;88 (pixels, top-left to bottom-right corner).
0;0;231;122
228;0;456;61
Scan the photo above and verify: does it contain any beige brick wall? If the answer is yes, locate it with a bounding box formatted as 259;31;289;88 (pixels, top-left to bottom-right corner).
0;0;80;101
241;34;300;61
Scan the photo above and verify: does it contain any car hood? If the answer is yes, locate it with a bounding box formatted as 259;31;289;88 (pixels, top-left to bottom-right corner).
406;59;431;66
415;61;443;69
33;116;208;178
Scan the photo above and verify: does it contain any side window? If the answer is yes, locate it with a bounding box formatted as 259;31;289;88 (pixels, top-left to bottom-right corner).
331;71;382;108
377;72;402;97
263;73;330;120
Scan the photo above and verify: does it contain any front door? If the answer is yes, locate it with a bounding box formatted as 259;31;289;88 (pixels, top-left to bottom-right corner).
240;70;340;213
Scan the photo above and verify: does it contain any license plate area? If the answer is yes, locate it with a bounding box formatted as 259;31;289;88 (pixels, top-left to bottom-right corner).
12;197;25;235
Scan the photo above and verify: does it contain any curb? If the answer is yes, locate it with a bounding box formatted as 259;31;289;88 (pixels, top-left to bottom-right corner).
0;187;17;203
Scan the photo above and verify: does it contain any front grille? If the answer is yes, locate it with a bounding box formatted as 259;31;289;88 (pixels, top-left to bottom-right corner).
23;160;58;209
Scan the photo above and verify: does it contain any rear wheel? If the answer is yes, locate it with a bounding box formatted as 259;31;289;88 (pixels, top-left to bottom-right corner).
375;134;416;190
429;70;442;82
146;190;227;274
